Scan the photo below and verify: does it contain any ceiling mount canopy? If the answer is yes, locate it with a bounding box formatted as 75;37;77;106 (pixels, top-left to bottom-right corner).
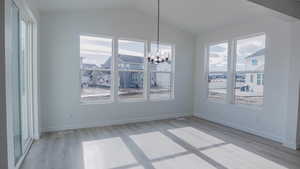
147;0;170;64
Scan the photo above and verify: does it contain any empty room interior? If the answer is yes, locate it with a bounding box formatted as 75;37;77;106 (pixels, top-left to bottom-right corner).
2;0;300;169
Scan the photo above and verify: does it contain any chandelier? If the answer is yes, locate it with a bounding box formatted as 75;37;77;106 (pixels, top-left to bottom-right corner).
147;0;170;64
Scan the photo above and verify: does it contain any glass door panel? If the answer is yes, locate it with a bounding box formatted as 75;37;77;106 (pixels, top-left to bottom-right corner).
11;2;22;163
20;19;30;149
11;2;35;165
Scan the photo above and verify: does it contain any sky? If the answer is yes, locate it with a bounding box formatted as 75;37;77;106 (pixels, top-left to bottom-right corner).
80;36;113;67
80;35;172;69
209;34;266;72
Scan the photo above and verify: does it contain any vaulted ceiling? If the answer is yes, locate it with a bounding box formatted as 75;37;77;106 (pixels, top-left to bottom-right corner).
32;0;298;34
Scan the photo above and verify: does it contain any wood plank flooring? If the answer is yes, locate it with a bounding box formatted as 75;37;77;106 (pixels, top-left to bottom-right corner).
20;117;300;169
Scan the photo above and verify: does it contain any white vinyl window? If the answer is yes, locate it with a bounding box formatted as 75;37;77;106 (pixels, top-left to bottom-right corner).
150;43;174;100
207;42;229;101
118;39;146;100
80;35;113;103
80;35;175;103
206;33;266;106
234;34;266;106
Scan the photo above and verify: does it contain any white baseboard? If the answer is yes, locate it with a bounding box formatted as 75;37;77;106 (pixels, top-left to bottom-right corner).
283;141;300;150
193;113;283;143
42;112;188;133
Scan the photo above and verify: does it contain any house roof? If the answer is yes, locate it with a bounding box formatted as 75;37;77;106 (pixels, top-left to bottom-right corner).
246;48;265;59
102;55;144;68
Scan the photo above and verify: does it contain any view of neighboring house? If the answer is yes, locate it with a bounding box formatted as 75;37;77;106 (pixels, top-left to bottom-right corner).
208;46;265;104
81;55;170;90
80;57;111;88
238;48;265;93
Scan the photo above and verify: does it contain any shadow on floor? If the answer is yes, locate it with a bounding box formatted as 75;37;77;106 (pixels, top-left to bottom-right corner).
21;117;300;169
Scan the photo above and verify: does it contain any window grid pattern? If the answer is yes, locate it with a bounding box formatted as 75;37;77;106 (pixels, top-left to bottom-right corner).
207;33;266;106
80;35;175;103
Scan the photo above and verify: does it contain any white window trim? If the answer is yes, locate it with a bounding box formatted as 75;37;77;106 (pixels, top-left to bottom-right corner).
117;38;147;102
206;41;229;104
149;42;175;101
205;33;266;108
79;34;114;104
79;35;176;104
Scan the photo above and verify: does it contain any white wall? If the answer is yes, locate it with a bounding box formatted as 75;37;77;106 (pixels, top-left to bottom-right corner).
1;0;8;167
193;16;295;145
286;21;300;149
39;9;195;132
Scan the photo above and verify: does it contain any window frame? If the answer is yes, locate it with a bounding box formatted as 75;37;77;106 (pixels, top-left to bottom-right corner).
205;32;267;108
205;41;230;104
149;42;175;101
233;33;266;107
79;34;176;104
117;38;148;102
79;33;115;104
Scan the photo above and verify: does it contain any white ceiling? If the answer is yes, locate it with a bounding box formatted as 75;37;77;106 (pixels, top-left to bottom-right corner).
33;0;290;34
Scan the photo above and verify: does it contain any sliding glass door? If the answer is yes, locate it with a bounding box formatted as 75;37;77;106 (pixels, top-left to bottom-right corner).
11;1;35;165
11;2;22;162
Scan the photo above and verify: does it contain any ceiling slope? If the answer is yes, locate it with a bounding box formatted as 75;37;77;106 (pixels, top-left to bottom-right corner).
248;0;300;19
33;0;299;34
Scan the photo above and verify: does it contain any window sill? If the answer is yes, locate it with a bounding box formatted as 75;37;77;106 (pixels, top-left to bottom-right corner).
80;100;114;105
118;98;147;103
150;97;175;102
233;103;263;111
206;99;227;105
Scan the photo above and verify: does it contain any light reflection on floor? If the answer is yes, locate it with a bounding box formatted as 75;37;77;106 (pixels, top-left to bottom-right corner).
80;127;289;169
153;154;217;169
82;137;138;169
168;127;225;149
202;144;288;169
130;132;187;160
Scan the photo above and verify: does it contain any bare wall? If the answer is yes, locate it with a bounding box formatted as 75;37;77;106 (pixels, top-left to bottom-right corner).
0;0;8;168
194;16;293;145
39;9;196;132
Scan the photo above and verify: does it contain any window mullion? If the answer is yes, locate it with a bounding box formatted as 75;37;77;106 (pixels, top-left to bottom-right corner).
146;41;151;100
204;45;209;99
227;39;236;104
171;45;175;99
112;38;119;102
144;41;149;100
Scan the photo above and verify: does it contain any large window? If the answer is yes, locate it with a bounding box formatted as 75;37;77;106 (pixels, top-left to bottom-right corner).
207;42;228;101
206;34;266;106
235;34;266;105
80;35;113;102
150;43;174;100
80;35;175;103
118;40;146;100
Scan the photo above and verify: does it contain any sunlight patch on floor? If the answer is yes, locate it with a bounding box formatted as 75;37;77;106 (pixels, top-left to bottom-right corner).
130;132;186;160
152;154;217;169
82;137;138;169
202;144;288;169
127;166;145;169
168;127;225;149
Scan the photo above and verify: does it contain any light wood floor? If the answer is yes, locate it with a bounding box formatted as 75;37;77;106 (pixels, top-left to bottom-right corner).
21;117;300;169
